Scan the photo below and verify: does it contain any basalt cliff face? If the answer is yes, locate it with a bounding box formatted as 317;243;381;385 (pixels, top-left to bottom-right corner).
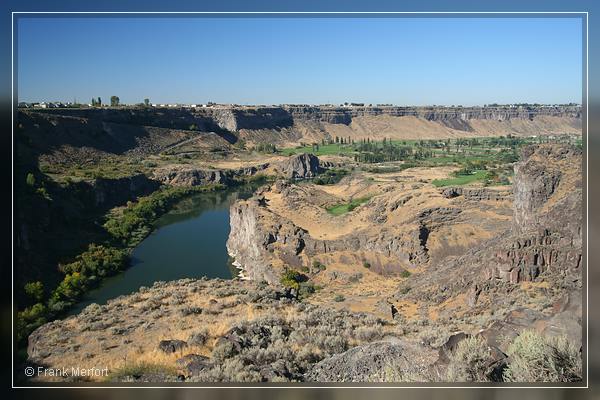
397;144;582;347
30;104;582;148
492;145;582;284
284;104;581;124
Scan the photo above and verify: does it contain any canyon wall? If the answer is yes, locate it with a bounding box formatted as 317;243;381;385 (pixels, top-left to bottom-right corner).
283;105;582;125
30;104;582;141
403;144;582;303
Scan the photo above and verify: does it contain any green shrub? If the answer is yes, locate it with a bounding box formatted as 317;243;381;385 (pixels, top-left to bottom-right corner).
298;282;316;299
445;336;492;382
254;143;278;154
398;286;411;295
333;294;345;302
313;169;349;185
312;260;327;272
26;172;36;187
212;340;239;363
503;330;582;382
104;186;219;247
142;161;158;168
16;303;48;343
24;281;44;303
60;244;128;277
50;272;88;303
363;261;371;269
107;361;178;382
400;270;411;278
280;269;306;291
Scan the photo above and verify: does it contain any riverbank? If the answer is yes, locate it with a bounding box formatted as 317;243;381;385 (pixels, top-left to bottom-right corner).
69;184;261;314
16;183;238;346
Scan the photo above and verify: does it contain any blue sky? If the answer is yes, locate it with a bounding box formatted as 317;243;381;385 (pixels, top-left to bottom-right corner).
17;17;582;105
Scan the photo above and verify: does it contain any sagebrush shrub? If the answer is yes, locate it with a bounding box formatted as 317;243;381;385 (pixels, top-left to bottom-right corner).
503;330;582;382
445;336;491;382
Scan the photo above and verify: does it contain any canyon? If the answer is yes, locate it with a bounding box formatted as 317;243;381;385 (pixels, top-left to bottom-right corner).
15;105;584;383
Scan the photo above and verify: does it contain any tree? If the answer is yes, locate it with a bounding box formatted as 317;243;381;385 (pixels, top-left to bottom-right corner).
97;97;102;106
24;281;44;302
91;98;97;106
110;96;120;107
144;98;150;107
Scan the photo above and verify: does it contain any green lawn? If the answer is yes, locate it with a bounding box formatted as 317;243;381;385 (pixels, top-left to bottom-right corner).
431;170;488;187
326;196;371;216
280;143;356;156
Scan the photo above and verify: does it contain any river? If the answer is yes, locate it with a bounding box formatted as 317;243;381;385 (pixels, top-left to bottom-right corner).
69;184;258;314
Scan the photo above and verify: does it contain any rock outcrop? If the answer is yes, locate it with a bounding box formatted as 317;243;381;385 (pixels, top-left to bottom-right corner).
440;186;512;201
404;144;582;296
90;174;161;206
492;145;583;284
153;167;233;186
153;154;325;188
226;198;282;283
275;153;321;180
152;163;270;187
305;339;437;382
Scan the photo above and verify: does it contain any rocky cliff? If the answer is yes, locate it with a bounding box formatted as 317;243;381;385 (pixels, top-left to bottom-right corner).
284;104;582;125
403;144;582;293
89;174;161;207
492;144;583;284
396;144;582;350
30;104;582;147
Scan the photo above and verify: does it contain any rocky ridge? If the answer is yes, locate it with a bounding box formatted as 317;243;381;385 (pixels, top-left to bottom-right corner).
152;153;323;187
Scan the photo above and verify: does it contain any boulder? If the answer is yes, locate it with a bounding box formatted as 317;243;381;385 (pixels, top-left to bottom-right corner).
176;354;212;377
277;153;321;179
305;339;437;382
158;339;188;354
